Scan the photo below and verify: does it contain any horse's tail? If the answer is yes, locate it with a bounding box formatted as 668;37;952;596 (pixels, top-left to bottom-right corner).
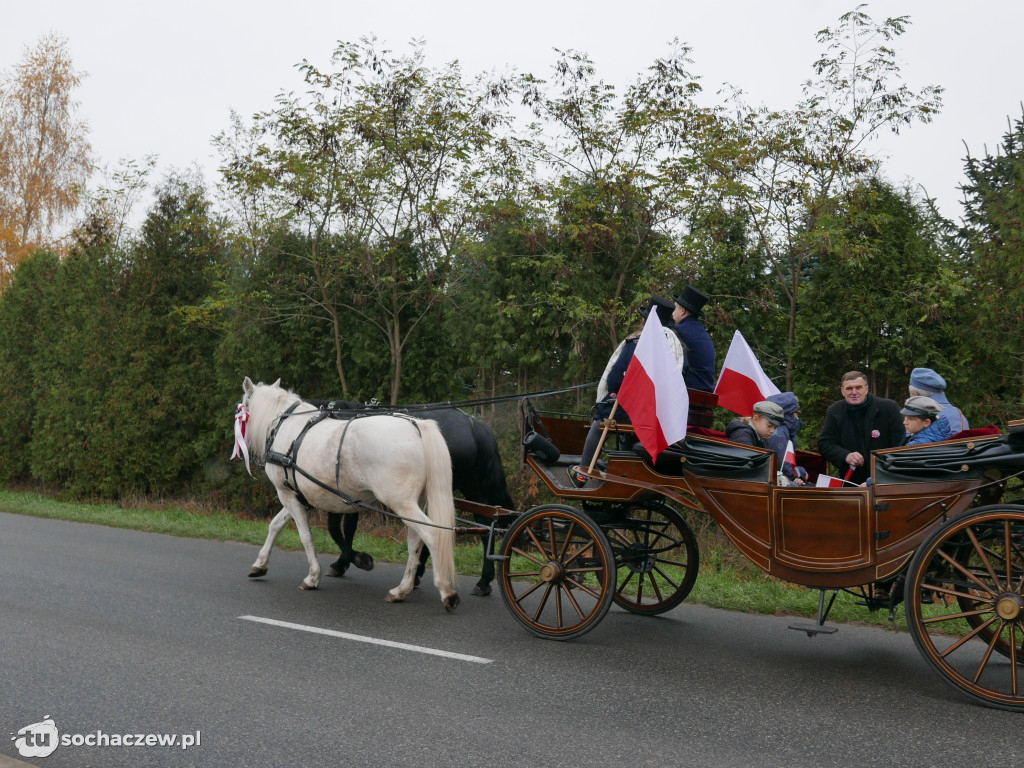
419;419;458;593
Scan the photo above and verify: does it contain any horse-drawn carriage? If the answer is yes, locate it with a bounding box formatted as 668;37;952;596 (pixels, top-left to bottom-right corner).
237;379;1024;712
479;395;1024;712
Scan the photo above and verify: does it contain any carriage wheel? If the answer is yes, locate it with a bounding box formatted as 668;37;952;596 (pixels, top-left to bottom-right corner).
497;504;615;640
905;505;1024;711
600;500;699;615
954;518;1024;663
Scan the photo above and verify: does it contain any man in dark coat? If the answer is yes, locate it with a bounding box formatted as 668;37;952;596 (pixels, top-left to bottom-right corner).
672;285;716;392
817;371;905;485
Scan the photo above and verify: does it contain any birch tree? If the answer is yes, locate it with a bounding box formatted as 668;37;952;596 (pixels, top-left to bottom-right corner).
0;34;92;288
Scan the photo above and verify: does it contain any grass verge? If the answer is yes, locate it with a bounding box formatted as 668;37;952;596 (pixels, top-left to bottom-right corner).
0;488;907;629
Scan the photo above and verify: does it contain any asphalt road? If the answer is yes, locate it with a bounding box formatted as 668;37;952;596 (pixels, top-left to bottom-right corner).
1;512;1021;768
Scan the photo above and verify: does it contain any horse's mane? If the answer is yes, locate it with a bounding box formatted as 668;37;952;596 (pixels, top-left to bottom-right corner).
247;383;302;461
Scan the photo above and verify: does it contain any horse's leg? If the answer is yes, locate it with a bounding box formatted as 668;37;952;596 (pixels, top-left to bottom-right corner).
327;512;375;577
249;507;292;578
387;505;459;610
347;512;374;572
414;544;429;588
327;512;352;577
289;504;322;590
385;527;424;603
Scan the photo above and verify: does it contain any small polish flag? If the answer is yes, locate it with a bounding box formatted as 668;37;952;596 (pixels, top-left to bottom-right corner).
714;330;781;415
815;474;845;488
783;440;797;469
616;308;690;462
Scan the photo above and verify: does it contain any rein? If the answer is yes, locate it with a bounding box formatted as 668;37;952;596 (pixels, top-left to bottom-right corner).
327;381;598;414
230;382;596;532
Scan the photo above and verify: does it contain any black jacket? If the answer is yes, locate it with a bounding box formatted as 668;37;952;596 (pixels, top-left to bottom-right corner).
726;419;766;448
817;393;904;484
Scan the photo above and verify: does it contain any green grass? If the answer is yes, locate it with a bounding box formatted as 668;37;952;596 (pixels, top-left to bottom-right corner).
0;488;907;628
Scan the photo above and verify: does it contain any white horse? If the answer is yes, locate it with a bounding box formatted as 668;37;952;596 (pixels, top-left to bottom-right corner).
237;377;460;611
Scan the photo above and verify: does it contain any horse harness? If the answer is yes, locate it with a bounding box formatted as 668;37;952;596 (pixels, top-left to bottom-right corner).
263;401;422;511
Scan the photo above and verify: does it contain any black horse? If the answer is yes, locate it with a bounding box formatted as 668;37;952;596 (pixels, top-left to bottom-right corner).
314;400;514;596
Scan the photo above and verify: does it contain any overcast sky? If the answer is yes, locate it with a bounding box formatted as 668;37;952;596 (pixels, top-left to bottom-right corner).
4;1;1022;222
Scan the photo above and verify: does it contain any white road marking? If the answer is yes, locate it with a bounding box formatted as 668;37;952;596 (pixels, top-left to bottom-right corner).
239;615;494;664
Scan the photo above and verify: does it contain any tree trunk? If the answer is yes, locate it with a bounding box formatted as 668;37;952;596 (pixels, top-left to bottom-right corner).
389;314;402;406
312;246;349;397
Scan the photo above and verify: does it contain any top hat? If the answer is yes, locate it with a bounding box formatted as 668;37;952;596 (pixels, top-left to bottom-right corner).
673;285;709;317
638;295;676;328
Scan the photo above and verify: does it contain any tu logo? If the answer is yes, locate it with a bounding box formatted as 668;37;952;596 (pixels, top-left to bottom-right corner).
13;717;59;758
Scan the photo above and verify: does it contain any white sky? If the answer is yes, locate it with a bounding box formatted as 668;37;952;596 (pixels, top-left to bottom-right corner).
4;1;1023;222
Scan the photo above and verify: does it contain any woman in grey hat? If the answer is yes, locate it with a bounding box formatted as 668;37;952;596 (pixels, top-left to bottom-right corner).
908;367;969;434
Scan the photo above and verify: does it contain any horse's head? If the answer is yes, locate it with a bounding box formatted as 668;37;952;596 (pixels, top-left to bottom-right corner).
239;377;290;461
241;375;280;404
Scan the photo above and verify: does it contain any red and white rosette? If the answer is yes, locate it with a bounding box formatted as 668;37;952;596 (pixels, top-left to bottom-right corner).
230;403;252;476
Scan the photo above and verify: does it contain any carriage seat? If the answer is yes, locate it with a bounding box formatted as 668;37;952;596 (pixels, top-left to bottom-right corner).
632;435;773;482
873;429;1022;483
950;426;1002;440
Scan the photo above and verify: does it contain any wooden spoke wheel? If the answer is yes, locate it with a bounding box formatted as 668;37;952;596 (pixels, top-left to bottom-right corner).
905;505;1024;711
953;515;1024;663
497;504;615;640
599;500;699;615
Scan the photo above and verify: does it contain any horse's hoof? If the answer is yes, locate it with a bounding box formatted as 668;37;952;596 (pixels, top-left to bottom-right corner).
471;583;492;597
327;565;346;578
444;594;461;612
248;566;268;578
353;552;374;571
385;592;404;603
299;583;318;591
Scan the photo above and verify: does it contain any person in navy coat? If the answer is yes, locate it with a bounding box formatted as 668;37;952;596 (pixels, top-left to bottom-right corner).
671;285;716;392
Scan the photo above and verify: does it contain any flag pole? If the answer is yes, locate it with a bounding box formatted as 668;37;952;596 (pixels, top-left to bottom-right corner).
587;399;620;475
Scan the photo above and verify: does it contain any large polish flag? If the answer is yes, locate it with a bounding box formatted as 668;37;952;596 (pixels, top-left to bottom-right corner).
714;330;781;415
616;309;689;462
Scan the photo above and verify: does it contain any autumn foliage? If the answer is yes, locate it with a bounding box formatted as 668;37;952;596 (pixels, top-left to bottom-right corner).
0;34;92;290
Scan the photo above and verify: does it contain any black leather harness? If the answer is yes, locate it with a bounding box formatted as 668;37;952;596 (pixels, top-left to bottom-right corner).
263;401;422;511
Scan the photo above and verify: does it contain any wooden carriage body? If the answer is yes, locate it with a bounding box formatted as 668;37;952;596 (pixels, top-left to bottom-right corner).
511;399;1024;710
522;406;1004;589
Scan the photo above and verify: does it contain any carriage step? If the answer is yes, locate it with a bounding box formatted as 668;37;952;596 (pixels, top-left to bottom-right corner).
788;622;839;637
